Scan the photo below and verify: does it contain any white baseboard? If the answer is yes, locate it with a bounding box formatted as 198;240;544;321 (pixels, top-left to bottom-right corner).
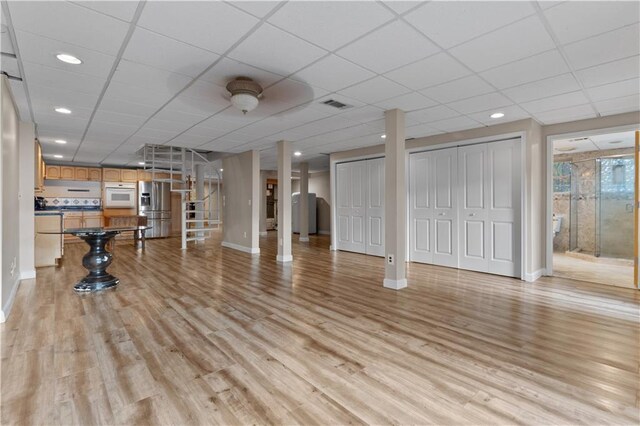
524;269;545;282
383;278;407;290
0;275;22;323
299;237;309;242
277;254;293;263
221;241;260;254
318;230;331;235
259;231;268;236
19;270;36;280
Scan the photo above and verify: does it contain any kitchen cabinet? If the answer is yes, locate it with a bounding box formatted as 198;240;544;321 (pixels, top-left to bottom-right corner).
137;169;152;181
83;211;104;228
63;211;105;241
46;165;61;180
74;167;89;181
63;213;83;241
88;168;102;181
35;214;63;267
34;141;45;192
60;166;75;180
103;168;121;182
121;169;138;182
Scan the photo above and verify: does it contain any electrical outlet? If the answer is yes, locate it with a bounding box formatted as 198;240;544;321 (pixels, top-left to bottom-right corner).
279;238;283;246
10;257;16;277
387;254;394;265
248;199;251;206
243;231;247;238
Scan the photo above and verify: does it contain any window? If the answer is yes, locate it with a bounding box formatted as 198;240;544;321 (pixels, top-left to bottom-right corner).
553;162;571;193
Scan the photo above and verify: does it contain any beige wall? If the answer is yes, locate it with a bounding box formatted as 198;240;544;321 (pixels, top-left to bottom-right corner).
222;150;260;252
18;122;35;277
1;76;21;321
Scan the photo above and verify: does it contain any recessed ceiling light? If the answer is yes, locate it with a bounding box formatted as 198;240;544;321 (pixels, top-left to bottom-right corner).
138;162;145;165
53;154;63;158
381;134;386;139
490;112;505;119
609;140;622;144
294;151;302;156
54;139;67;144
556;147;576;152
56;53;82;65
55;107;72;114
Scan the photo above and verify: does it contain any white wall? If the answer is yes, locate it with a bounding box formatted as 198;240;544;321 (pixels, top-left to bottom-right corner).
1;76;22;322
222;150;260;253
18;121;35;279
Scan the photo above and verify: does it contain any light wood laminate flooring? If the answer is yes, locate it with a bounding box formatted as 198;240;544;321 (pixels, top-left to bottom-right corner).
1;232;639;425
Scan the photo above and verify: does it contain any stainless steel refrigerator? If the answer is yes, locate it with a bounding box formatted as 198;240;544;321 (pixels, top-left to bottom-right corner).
138;181;171;238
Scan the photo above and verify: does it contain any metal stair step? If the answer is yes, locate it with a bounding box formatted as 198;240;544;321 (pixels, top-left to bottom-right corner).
185;227;217;232
185;237;207;242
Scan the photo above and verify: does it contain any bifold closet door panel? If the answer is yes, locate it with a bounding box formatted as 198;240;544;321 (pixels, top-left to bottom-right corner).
432;148;459;267
458;143;490;273
336;162;366;253
487;139;521;277
409;152;433;263
366;158;385;257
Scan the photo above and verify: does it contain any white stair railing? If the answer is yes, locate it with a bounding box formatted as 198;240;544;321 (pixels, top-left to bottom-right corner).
141;144;222;249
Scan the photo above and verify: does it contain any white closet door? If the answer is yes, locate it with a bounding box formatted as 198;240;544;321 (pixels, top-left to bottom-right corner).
458;143;490;272
487;139;521;277
336;161;366;253
366;158;385;256
409;152;433;263
432;148;458;267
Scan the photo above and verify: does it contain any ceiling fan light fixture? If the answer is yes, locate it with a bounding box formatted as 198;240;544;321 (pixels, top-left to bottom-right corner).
226;77;262;114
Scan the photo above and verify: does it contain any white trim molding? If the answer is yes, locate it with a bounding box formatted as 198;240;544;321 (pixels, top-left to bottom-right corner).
318;230;331;235
221;241;260;254
299;237;309;242
19;270;36;280
259;231;268;237
383;278;407;290
524;269;545;282
0;275;22;323
276;254;293;263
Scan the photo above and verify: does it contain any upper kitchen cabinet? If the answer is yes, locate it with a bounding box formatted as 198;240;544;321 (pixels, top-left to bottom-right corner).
60;166;75;180
34;141;45;192
46;165;61;180
137;169;152;181
102;168;121;182
121;169;138;182
74;167;89;181
88;168;102;181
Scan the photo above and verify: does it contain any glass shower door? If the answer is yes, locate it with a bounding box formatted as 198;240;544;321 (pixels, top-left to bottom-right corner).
599;155;635;259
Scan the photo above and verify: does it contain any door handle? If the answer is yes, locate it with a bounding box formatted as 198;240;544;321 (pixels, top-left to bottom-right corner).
469;213;476;217
438;213;446;216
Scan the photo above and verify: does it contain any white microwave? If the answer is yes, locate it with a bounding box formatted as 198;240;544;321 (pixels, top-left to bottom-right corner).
104;182;137;208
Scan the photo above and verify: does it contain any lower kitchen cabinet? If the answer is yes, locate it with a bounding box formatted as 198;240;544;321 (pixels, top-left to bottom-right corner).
63;211;104;241
35;214;63;267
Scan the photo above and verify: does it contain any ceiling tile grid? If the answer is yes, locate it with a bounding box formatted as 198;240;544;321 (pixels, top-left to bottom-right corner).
2;0;638;169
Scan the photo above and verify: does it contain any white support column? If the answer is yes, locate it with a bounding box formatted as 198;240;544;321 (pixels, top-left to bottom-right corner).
383;109;407;290
299;162;309;242
195;164;204;240
259;170;268;236
277;140;293;262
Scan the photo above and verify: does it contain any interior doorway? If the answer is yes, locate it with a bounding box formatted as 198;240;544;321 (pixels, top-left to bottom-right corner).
550;130;637;288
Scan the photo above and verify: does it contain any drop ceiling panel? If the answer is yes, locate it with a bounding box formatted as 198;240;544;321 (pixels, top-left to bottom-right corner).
533;104;596;125
228;23;327;76
594;94;640;115
112;60;192;95
590;131;636;149
385;52;471;90
337;76;411;104
563;23;640;70
420;75;494;104
543;1;640;45
33;113;89;133
228;1;281;18
405;1;535;49
430;116;482;132
501;73;581;103
405;123;443;139
521;90;591;114
480;49;569;89
447;92;512;115
69;1;141;22
576;56;640;88
586;78;640;102
8;81;30;121
467;104;530;126
101;81;174;111
261;78;328;110
1;32;15;54
137;1;259;54
291;54;376;92
267;1;393;51
2;56;20;77
405;105;459;125
553;138;599;154
92;109;148;128
13;30;116;79
448;16;555;72
336;20;439;74
373;92;437;112
7;1;130;55
123;27;220;77
22;61;106;96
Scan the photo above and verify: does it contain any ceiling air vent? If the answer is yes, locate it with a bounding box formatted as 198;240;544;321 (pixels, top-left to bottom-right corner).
321;99;352;109
569;137;589;142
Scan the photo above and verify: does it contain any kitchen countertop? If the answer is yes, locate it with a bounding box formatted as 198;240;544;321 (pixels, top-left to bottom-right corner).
35;211;64;216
